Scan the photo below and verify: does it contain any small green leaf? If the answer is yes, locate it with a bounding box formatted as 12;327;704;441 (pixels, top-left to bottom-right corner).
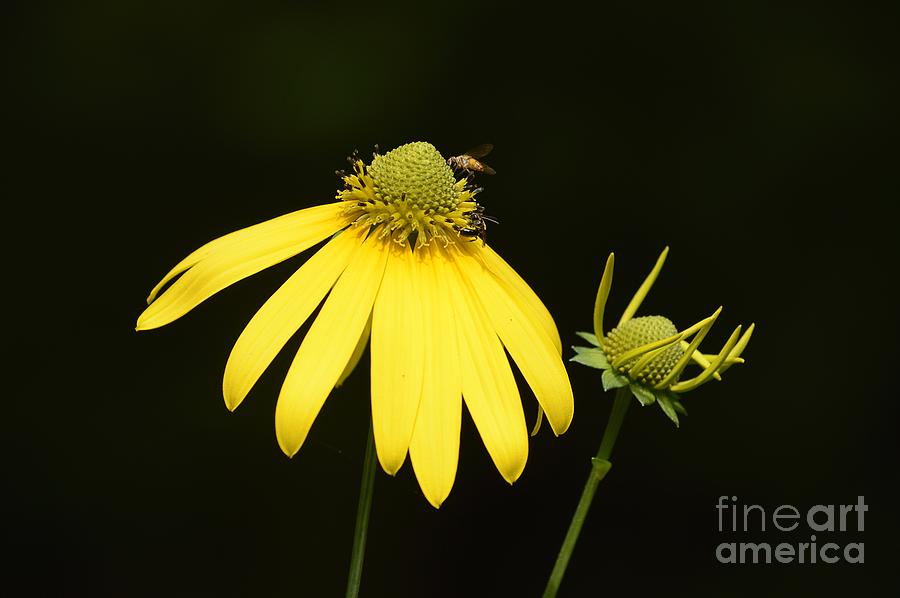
602;369;629;391
630;384;657;406
570;347;610;370
657;392;680;427
575;331;602;347
670;394;688;416
590;457;612;481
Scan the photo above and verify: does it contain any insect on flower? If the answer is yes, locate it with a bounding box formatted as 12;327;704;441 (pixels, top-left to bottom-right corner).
447;143;496;176
458;202;499;245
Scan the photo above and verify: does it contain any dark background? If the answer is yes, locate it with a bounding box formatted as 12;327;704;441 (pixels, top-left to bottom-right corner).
6;1;898;596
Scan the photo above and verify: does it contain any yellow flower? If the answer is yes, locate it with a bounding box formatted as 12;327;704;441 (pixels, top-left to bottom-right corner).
571;247;754;425
137;141;573;507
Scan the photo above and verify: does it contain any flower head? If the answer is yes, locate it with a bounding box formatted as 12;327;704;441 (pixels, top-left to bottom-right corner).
137;141;574;507
571;247;754;426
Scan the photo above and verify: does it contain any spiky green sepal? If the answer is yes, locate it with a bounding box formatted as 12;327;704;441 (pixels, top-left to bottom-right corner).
572;332;688;428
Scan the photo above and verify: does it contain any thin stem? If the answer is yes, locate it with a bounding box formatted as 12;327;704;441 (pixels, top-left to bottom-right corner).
543;387;632;598
345;422;377;598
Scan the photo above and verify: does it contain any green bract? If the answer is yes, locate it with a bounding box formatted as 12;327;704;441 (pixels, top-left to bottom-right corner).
571;247;754;427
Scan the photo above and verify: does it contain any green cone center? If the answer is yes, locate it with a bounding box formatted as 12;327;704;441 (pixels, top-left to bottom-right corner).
368;142;461;213
604;316;684;385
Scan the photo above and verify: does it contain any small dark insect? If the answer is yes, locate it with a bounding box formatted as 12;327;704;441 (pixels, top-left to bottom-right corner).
447;143;496;176
458;203;498;245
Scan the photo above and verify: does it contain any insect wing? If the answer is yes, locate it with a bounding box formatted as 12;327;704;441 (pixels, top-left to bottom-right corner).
464;143;493;159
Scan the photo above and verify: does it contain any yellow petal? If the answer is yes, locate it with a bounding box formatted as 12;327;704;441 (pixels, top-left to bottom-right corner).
479;245;562;354
275;233;388;457
683;344;721;380
370;245;426;475
335;313;372;388
145;203;344;304
655;307;721;389
444;246;528;484
619;246;669;325
222;229;360;411
593;253;615;341
460;250;573;436
611;329;684;370
530;405;545;437
670;325;743;393
624;312;719;379
409;244;462;508
717;323;755;375
137;203;345;330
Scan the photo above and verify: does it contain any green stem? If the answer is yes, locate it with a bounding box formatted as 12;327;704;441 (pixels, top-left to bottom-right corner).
543;387;632;598
345;422;377;598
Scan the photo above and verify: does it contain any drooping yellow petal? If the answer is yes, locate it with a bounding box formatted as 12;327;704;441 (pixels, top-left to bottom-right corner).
370;245;426;475
275;233;388;457
137;203;345;330
409;244;461;508
619;246;669;325
222;229;360;411
444;246;528;484
479;245;562;354
461;250;573;436
146;203;344;304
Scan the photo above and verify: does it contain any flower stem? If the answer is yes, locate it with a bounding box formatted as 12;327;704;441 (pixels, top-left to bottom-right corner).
543;387;632;598
345;421;377;598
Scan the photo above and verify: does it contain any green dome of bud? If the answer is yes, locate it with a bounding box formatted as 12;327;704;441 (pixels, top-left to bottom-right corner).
604;316;684;385
368;142;460;213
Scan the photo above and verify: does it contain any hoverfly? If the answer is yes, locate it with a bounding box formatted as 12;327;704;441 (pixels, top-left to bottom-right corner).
447;143;496;176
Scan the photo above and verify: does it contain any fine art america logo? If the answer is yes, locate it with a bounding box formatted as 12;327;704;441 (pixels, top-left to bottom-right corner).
715;496;866;564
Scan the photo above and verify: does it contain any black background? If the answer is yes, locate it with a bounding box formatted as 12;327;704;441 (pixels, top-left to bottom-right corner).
6;1;898;596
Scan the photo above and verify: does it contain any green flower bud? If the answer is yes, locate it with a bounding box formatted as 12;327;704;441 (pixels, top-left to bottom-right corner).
571;248;755;427
603;316;684;385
